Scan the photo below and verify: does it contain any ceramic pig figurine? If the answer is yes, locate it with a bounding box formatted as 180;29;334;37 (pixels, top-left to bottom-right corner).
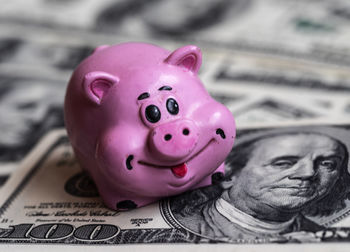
64;42;235;210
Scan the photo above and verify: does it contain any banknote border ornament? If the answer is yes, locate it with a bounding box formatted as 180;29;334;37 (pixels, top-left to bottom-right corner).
0;135;67;217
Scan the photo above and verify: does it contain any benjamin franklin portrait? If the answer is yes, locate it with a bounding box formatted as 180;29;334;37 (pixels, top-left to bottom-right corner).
166;125;350;243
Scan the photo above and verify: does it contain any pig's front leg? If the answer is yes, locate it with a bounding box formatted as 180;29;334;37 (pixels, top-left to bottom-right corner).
97;184;161;211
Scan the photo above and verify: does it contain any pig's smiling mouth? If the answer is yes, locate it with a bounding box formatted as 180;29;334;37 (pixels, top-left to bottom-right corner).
137;138;215;178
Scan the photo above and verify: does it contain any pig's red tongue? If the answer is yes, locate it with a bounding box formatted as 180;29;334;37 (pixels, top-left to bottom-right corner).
171;163;187;178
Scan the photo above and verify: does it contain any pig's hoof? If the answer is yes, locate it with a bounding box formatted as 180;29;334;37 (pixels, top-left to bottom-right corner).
116;200;137;210
211;172;224;184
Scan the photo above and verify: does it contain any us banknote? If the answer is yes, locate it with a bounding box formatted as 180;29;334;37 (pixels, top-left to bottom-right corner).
1;123;350;250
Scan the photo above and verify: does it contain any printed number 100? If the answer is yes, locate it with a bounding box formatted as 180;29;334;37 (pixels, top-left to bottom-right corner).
2;223;120;241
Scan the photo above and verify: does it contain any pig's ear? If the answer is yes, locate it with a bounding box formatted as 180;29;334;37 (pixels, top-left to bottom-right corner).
92;45;109;54
83;71;119;105
164;45;202;74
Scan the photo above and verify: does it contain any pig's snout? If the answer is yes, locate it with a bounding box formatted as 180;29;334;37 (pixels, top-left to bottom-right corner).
149;119;199;161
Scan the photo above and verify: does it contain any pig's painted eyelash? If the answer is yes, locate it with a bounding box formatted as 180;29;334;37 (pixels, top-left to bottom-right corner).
137;92;150;100
158;86;172;91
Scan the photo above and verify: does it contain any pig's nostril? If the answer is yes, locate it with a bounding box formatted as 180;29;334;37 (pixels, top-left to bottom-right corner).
183;128;190;136
164;134;172;141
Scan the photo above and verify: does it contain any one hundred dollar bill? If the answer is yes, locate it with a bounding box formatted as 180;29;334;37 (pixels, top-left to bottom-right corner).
1;123;350;251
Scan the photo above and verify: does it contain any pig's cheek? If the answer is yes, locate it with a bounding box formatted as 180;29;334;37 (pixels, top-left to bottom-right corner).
212;103;236;141
197;102;236;140
191;101;236;165
94;132;142;187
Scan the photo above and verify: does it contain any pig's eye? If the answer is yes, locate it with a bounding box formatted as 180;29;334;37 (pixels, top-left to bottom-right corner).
145;105;161;123
166;98;179;115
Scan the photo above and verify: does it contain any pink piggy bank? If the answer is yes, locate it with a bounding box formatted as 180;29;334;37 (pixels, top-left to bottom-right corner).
64;42;236;210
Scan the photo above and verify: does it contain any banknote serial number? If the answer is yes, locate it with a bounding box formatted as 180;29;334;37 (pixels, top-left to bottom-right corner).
0;223;120;241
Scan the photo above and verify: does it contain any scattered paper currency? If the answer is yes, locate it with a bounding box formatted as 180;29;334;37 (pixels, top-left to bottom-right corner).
1;1;350;250
3;0;350;62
